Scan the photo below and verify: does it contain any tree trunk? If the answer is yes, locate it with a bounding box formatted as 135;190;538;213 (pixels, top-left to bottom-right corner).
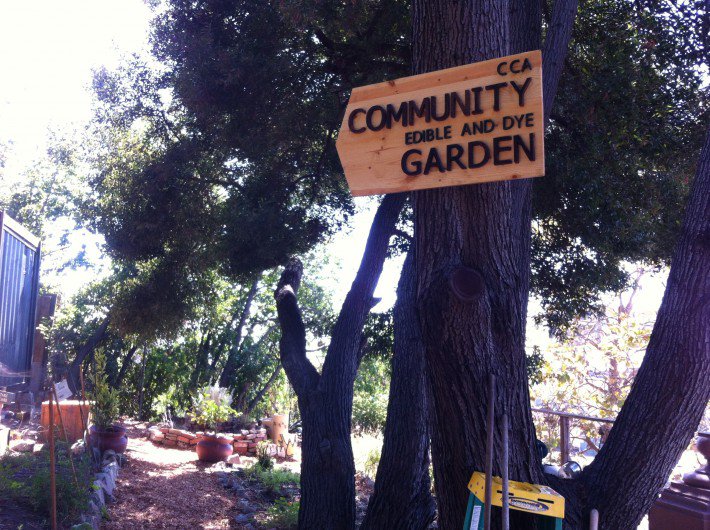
275;193;405;529
219;278;259;387
577;126;710;530
244;363;282;417
68;316;110;393
361;250;436;530
113;344;138;388
410;1;577;528
189;330;213;391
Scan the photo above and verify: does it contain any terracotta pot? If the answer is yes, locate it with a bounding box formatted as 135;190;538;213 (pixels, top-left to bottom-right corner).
196;433;233;463
89;425;128;454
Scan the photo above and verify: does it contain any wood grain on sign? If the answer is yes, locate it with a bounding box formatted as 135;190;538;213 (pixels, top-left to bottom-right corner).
336;51;544;196
0;390;15;404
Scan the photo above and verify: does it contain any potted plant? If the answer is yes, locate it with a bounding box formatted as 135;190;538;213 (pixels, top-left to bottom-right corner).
88;350;127;454
193;385;236;463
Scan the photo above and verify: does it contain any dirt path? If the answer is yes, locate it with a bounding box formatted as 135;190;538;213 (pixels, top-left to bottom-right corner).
104;423;236;529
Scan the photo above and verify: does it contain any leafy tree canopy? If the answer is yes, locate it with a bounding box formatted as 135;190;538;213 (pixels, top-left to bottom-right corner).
85;0;707;338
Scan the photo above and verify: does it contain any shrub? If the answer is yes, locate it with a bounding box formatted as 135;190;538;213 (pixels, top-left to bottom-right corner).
264;498;299;529
352;392;388;435
257;441;274;470
90;350;119;430
243;462;300;492
191;384;236;431
364;447;381;479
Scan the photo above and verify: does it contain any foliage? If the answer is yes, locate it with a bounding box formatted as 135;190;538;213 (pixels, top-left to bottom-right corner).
264;498;300;529
89;350;120;430
526;346;545;386
191;384;236;430
0;444;92;525
533;0;708;333
531;281;660;455
243;462;300;493
352;355;390;434
257;441;274;471
364;447;381;479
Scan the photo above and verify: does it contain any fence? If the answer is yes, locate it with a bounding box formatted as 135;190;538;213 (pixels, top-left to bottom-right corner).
0;212;41;388
532;407;615;464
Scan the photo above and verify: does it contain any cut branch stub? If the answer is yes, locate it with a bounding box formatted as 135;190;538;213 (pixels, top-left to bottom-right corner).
449;266;486;302
276;258;303;299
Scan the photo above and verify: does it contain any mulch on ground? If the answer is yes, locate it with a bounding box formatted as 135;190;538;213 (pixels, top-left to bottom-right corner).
103;422;237;529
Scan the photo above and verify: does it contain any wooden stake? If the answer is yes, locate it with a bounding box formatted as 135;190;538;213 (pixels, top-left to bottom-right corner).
590;509;599;530
48;391;57;530
484;374;495;530
502;413;510;530
51;385;80;489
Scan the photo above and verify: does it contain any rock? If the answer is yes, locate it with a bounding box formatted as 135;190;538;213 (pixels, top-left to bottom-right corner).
92;483;105;508
71;440;86;455
32;443;45;453
9;439;34;452
227;454;242;465
235;514;253;524
71;522;94;530
237;500;256;514
104;461;120;481
95;472;116;499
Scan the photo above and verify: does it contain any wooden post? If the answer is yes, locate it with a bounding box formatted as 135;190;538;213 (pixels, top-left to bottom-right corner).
484;375;495;530
51;385;79;488
48;391;57;530
501;413;510;530
559;415;570;464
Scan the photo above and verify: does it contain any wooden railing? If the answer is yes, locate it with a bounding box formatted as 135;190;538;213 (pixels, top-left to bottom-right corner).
532;408;615;464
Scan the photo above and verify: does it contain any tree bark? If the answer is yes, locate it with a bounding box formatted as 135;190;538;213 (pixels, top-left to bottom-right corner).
361;249;436;530
577;126;710;530
68;316;110;393
410;1;577;528
219;278;259;387
275;193;405;529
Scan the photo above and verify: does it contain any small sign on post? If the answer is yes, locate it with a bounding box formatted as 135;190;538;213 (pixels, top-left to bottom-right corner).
54;380;72;402
336;51;544;196
0;389;15;404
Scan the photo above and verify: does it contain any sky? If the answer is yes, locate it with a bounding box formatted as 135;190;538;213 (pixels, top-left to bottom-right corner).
0;0;668;346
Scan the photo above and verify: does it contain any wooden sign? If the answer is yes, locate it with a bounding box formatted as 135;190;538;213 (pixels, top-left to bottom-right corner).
0;390;15;404
54;380;73;402
336;51;544;196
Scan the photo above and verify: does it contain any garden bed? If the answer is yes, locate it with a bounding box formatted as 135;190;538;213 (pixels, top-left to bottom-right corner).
0;440;94;529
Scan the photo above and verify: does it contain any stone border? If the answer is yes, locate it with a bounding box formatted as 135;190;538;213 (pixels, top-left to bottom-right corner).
148;426;268;456
71;448;126;530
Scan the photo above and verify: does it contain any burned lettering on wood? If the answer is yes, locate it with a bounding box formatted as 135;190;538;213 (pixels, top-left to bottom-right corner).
336;51;545;196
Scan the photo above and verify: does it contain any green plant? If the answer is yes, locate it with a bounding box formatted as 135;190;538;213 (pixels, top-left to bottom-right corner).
243;462;300;492
364;447;381;479
89;350;119;430
264;498;299;529
0;443;92;525
257;441;274;470
191;384;236;431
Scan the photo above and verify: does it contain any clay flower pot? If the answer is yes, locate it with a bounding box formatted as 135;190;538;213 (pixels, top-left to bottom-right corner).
196;433;233;463
89;424;128;454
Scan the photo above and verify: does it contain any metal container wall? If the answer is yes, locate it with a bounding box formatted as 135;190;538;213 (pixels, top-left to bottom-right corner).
0;213;40;387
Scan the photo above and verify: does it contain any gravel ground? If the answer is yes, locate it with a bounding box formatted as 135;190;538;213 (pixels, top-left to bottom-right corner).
103;422;237;529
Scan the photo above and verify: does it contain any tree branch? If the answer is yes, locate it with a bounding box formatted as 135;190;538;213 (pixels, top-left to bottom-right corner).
320;193;407;390
275;258;320;397
542;0;580;125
